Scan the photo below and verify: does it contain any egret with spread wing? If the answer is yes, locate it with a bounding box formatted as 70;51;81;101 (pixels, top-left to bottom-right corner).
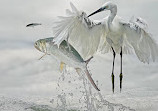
52;2;158;93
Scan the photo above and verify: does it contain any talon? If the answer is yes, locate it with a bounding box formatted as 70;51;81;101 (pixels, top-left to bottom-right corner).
120;73;123;92
111;73;115;93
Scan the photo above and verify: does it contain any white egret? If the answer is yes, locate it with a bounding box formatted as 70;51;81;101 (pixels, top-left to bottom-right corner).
52;2;158;92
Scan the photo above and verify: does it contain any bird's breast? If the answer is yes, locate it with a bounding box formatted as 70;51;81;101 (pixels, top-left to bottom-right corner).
106;29;123;49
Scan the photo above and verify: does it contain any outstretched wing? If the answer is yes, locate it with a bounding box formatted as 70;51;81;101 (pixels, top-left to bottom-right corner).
120;17;158;63
52;2;107;60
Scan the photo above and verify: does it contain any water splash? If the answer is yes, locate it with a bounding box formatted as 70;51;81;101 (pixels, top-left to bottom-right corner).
52;69;135;111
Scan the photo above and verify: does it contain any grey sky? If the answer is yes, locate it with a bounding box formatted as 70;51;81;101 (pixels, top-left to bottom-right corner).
0;0;158;43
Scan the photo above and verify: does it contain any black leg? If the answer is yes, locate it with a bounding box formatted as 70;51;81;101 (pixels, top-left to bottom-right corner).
111;47;115;93
120;47;123;92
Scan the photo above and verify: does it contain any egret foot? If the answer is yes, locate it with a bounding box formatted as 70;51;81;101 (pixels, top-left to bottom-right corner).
111;73;115;93
119;73;123;92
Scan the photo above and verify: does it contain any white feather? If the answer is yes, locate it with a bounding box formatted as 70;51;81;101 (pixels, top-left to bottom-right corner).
53;3;107;60
120;17;158;63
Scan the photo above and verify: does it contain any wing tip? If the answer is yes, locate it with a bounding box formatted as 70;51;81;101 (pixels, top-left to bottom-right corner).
70;2;78;13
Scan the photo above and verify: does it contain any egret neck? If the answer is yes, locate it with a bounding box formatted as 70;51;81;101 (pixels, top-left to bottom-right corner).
108;5;117;31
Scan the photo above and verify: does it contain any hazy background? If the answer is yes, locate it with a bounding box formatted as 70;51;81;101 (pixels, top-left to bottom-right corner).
0;0;158;110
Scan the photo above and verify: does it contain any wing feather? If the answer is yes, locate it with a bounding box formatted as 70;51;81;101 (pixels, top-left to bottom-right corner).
53;2;107;60
70;2;78;13
120;17;158;63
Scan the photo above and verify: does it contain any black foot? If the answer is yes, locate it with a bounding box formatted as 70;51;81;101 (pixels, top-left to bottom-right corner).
111;73;115;93
120;73;123;92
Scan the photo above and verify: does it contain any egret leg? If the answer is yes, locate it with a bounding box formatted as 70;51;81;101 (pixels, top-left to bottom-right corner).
111;47;115;93
120;47;123;92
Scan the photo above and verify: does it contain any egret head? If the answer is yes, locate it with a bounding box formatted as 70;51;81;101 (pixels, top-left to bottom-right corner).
88;2;116;17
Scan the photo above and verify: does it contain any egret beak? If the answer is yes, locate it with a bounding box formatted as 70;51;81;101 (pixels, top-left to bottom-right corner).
88;8;104;17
